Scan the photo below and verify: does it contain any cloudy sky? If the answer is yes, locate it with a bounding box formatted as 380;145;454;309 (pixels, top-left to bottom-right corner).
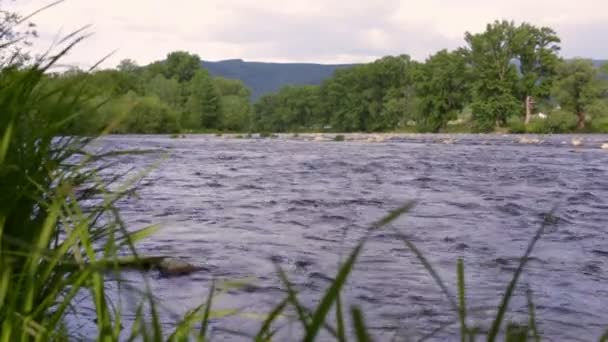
5;0;608;68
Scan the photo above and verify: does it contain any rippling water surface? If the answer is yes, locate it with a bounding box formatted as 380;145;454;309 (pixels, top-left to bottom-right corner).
96;134;608;341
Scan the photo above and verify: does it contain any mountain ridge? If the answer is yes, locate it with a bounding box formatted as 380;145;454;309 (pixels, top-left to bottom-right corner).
201;59;355;100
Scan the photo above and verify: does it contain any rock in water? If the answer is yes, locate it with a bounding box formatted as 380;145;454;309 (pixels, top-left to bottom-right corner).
571;137;584;147
158;258;197;276
601;143;608;150
518;137;541;144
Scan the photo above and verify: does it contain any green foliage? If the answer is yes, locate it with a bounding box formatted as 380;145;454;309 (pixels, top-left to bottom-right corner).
164;51;202;83
465;20;560;128
552;59;603;129
144;74;181;107
185;69;222;129
415;49;469;132
513;24;561;106
118;93;181;133
253;85;321;132
507;116;527;133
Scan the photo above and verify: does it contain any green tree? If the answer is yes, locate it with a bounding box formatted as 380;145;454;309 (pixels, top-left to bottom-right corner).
512;23;561;124
118;93;180;133
164;51;201;83
214;77;253;131
320;55;417;132
185;69;221;129
465;20;561;131
116;59;138;73
465;20;521;131
252;85;320;132
415;49;470;132
144;74;181;107
552;59;602;129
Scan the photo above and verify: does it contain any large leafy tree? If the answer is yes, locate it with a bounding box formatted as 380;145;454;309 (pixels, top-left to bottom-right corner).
465;20;561;131
164;51;201;83
415;49;470;132
552;59;602;129
465;21;520;131
214;77;252;131
513;23;561;123
320;55;417;132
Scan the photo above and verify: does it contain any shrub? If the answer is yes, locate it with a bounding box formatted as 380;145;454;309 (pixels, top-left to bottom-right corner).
507;116;526;134
526;111;577;134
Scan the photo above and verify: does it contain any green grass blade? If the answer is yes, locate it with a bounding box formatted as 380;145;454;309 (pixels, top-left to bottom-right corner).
254;298;288;342
198;280;216;342
487;211;555;342
303;243;363;342
371;202;416;230
336;292;346;342
457;258;467;342
275;264;311;331
351;306;374;342
526;288;540;342
0;122;12;164
392;228;458;311
600;329;608;342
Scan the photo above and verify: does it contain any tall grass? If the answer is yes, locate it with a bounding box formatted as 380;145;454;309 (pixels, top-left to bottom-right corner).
0;26;219;341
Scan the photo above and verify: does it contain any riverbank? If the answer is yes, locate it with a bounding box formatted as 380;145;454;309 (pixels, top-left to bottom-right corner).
170;132;608;149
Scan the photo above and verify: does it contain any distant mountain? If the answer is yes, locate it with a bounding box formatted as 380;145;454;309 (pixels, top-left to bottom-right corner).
201;59;355;100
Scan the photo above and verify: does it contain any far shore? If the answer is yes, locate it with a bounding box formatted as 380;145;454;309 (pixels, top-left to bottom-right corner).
155;132;608;149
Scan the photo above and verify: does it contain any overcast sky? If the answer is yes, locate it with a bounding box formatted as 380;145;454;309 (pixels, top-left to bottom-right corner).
5;0;608;68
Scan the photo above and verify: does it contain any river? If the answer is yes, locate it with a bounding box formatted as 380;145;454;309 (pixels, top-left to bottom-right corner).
93;134;608;341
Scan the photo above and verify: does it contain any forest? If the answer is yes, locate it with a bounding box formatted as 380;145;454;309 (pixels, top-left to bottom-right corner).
46;20;608;134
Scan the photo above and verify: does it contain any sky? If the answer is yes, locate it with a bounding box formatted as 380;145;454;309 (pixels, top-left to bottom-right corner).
4;0;608;68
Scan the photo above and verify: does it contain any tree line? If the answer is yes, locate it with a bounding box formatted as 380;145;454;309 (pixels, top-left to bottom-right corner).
45;20;608;134
255;20;608;133
44;51;252;135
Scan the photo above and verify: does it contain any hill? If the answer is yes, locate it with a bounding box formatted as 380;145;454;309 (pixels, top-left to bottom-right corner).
201;59;354;100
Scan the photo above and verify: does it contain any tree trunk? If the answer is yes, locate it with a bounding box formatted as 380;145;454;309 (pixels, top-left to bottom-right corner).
577;112;585;130
524;96;533;125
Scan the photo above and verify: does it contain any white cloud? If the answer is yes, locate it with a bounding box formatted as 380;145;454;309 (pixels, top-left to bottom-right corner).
4;0;607;68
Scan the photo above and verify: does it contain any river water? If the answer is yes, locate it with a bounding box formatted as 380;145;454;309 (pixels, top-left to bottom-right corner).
95;134;608;341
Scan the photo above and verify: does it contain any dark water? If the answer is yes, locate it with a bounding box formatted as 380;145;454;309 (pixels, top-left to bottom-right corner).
97;135;608;341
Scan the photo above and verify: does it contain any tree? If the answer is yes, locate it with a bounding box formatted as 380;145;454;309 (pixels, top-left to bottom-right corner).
319;55;417;132
164;51;201;83
185;69;221;129
144;74;181;107
512;23;561;124
116;59;138;73
465;20;522;131
464;21;562;131
415;49;470;132
118;93;180;133
552;59;602;129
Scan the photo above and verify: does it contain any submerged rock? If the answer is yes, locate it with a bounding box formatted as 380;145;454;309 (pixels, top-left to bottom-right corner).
158;258;199;276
